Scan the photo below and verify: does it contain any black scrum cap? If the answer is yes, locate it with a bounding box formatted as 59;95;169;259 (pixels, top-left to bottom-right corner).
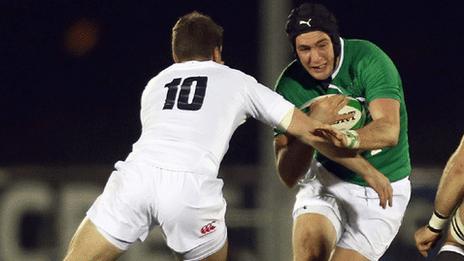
285;3;341;58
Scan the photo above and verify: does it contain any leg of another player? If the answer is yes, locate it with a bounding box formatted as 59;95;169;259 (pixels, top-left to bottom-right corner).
293;213;337;261
330;247;369;261
202;240;229;261
436;204;464;261
63;217;124;261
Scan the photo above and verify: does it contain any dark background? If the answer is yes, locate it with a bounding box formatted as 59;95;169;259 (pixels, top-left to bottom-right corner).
1;0;462;167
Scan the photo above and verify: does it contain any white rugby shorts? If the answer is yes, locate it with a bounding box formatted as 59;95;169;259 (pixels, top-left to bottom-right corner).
293;161;411;261
87;160;227;260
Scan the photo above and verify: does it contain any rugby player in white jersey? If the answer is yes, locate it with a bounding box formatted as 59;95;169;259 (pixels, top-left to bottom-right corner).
415;134;464;260
63;11;372;261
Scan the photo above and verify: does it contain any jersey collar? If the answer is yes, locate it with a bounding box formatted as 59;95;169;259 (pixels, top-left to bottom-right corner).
331;37;344;79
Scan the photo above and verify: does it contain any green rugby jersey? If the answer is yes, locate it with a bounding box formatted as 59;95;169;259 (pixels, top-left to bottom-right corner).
275;38;411;186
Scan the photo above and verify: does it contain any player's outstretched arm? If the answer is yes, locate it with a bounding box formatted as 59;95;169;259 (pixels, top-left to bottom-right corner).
284;108;334;143
414;135;464;257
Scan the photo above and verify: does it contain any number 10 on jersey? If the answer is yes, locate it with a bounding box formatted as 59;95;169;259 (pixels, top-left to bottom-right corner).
163;76;208;111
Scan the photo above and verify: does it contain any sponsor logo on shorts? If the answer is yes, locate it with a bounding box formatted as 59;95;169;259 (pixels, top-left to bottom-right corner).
200;221;216;236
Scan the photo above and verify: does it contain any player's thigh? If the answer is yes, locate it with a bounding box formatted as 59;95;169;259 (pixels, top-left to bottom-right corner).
293;213;337;255
64;217;123;261
292;173;343;258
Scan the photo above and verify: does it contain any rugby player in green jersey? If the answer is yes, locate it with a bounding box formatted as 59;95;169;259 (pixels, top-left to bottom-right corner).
273;3;411;261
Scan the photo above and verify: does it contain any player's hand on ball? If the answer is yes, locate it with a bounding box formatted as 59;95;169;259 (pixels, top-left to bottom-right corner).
303;94;366;130
363;172;393;209
308;95;350;124
414;225;441;257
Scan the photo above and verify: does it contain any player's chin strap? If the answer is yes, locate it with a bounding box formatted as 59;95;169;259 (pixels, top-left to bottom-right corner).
319;76;332;90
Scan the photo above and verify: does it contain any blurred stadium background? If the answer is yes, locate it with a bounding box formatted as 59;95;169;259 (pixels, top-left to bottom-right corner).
1;0;463;260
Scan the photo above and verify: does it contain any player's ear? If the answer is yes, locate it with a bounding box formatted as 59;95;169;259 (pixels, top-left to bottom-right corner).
212;46;224;64
172;51;179;63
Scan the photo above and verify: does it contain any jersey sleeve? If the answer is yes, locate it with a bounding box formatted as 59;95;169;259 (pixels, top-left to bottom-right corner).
273;76;296;136
357;42;402;103
242;75;294;129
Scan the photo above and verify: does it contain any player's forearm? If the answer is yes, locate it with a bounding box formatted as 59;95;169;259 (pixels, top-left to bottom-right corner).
434;178;464;217
434;143;464;216
275;136;314;188
356;117;399;150
313;142;380;179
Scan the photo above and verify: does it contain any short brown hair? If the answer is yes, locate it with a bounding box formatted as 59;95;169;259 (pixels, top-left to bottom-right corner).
171;11;223;62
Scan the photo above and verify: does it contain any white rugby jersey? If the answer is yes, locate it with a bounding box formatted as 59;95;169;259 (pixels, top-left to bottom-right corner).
126;60;293;176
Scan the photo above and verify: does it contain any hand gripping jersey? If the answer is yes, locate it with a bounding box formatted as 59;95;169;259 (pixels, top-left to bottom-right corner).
127;60;293;176
275;38;411;185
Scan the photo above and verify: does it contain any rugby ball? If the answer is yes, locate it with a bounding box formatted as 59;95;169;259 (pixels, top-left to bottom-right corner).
302;94;366;130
